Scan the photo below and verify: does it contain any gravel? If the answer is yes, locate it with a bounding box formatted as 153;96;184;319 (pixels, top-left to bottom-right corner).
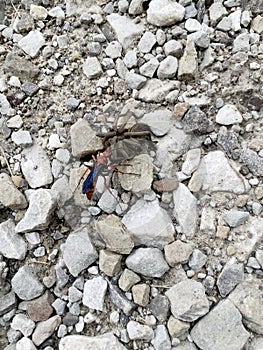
0;1;262;349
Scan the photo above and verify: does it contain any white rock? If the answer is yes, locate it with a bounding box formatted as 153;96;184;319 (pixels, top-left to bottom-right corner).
127;320;154;340
157;55;178;79
11;130;32;146
83;57;102;79
185;18;202;32
0;93;10;115
11;314;35;337
209;3;227;25
147;0;185;27
216;104;243;125
30;4;48;20
32;316;61;346
229;10;242;32
83;276;107;311
48;6;65;18
138;31;156;53
6;115;23;128
142;108;172;136
18;30;45;57
0;219;27;260
182;148;201;176
0;173;27;210
16;337;37;350
173;183;198;238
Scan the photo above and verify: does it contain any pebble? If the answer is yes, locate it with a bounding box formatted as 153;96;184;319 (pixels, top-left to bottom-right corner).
15;189;57;233
165;279;209;322
0;292;16;317
83;276;107;311
18;30;45;58
132;283;150;307
223;210;249;227
97;188;118;213
6;115;23;128
15;337;37;350
127;320;154;340
191;300;249;350
62;226;98;277
105;41;122;59
216;104;243;125
48;6;65;19
32;315;61;346
11;265;45;300
182;148;201;176
251;15;263;34
0;173;27;210
0;219;27;260
138;78;178;102
126;247;169;278
96;214;134;254
173;183;198;238
178;38;198;80
0;93;10;114
164;240;194;267
148;294;170;323
21;143;53;188
122;199;174;249
118;269;141;292
209;3;227;25
83;57;102;79
11;130;32;145
147;0;185;26
11;313;35;337
217;261;244;297
138;31;157;53
157;55;178;79
188;249;207;272
99;250;122;277
182;105;210;134
151;324;171;350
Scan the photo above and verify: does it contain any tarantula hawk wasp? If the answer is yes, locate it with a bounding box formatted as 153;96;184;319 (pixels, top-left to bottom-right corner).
79;115;153;200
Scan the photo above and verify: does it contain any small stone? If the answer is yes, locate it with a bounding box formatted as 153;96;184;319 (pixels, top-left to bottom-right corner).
48;6;65;19
188;249;207;271
153;178;179;192
164;40;183;58
18;30;45;58
21;143;53;188
138;78;178;103
157;56;178;79
182;148;201;176
127;320;154;340
148;294;170;323
63;226;98;277
105;41;122;59
139;57;160;78
0;292;16;316
11;130;32;146
151;325;171;350
0;219;27;260
223;210;249;227
11;314;35;337
123;50;137;68
165;279;209;322
30;4;47;20
209;3;227;25
125;71;147;90
126;247;169;278
141;108;172;136
54;75;64;86
97;188;118;213
178;39;198;80
118;269;141;292
16;337;37;350
108;282;135;315
233;33;250;53
147;0;185;26
138;31;156;53
27;291;54;322
251;15;263;34
182;105;210;134
4;53;40;80
185;18;202;32
83;276;107;311
0;93;11;114
0;173;27;210
164;240;194;266
199;207;216;235
15;189;57;233
99;250;122;277
132;283;150;306
66;97;80;110
191;300;249;350
11;265;45;301
167;316;190;338
217;261;244;297
83;57;102;79
6;115;23;128
32;315;61;346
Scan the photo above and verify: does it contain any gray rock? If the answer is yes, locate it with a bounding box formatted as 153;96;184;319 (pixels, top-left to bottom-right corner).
0;173;27;210
216;104;243;125
125;71;147;90
83;276;107;311
96;214;134;254
21;143;53;188
167;316;190;339
0;291;16;316
11;265;45;300
97;188;118;213
129;0;144;15
122;199;174;249
248;337;263;350
32;315;61;346
188;249;207;271
126;247;169;278
141;108;172;136
217;261;244;297
21;81;39;96
233;33;250;53
188;30;210;49
15;189;57;233
108;282;136;315
48;6;65;18
151;325;171;350
59;333;128;350
0;0;5;23
189;151;249;194
66;97;80;110
182;148;201;176
107;13;144;49
83;57;102;79
123;49;137;68
157;56;178;79
209;3;227;25
105;41;122;59
217;16;232;31
223;210;249;227
191;300;249;350
11;130;32;146
241;149;263;177
173;183;197;238
164;40;183;58
185;18;202;32
229;9;242;32
118;269;141;292
70;118;103;158
0;219;27;260
52;176;73;207
18;30;45;58
148;294;170;323
131;283;150;306
228;275;263;334
165;279;209;322
165;240;194;267
138;31;156;53
178;39;198;80
147;0;185;26
255;250;263;268
11;313;35;337
127;320;154;341
138;79;178;102
0;93;10;115
251;15;263;34
182;105;210;134
139;57;159;77
174;341;198;350
63;226;98;277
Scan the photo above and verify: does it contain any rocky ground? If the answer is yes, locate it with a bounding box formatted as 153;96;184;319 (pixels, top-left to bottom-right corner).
0;0;263;349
